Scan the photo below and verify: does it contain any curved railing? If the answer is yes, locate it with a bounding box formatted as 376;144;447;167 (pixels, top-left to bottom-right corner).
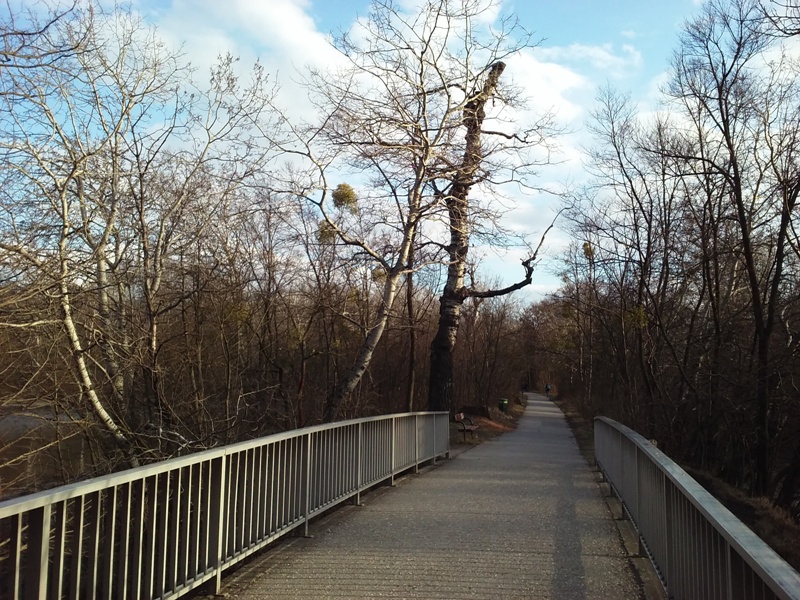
0;411;449;600
595;416;800;600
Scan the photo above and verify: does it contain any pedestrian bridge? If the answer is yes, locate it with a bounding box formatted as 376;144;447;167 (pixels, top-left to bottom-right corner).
1;396;799;599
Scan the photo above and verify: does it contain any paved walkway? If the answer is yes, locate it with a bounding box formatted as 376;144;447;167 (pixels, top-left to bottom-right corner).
214;395;645;599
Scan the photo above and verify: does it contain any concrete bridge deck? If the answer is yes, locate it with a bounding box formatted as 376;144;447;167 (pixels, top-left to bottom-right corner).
207;395;653;599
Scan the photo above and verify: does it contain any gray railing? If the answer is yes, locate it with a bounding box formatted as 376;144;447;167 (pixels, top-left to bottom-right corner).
0;411;449;600
595;417;800;600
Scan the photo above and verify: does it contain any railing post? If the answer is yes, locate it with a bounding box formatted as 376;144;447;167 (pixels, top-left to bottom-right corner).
303;433;313;537
9;514;21;599
25;505;51;600
390;417;396;487
354;422;363;506
445;412;451;459
664;476;674;600
414;414;419;473
207;454;226;594
635;446;646;557
432;414;437;465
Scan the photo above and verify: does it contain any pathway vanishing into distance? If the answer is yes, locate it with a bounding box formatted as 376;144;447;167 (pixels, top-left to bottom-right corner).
207;394;652;599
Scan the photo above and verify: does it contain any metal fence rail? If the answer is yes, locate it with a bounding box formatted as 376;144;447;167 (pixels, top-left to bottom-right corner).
595;416;800;600
0;411;449;600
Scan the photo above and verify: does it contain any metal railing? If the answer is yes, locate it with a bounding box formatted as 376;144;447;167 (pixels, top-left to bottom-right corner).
0;411;449;600
595;416;800;600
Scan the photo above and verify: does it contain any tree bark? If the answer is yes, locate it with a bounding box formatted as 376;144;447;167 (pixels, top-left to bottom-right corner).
427;62;505;413
58;190;138;466
323;271;403;422
405;246;416;413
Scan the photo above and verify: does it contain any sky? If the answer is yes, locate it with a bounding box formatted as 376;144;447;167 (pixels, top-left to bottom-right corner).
131;0;707;301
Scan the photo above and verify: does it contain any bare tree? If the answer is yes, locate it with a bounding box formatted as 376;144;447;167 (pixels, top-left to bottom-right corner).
551;0;800;502
0;1;278;478
762;0;800;36
666;0;800;495
0;0;81;69
274;0;558;419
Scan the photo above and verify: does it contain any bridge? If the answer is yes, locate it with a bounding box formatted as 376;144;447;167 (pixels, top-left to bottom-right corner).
203;395;645;599
1;395;799;599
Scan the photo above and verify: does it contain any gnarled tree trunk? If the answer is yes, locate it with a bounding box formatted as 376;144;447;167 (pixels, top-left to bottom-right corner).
428;62;505;413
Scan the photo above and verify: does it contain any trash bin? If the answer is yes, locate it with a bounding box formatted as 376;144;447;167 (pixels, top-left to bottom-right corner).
498;398;509;413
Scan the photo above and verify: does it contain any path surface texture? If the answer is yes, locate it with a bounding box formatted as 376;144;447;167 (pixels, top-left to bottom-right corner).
215;395;644;599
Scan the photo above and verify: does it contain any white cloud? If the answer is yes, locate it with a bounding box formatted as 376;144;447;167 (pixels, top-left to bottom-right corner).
535;43;643;79
146;0;350;123
149;0;345;73
393;0;502;25
508;50;590;122
143;0;583;297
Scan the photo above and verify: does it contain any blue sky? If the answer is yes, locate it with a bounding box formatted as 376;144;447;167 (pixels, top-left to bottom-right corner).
140;0;704;108
135;0;706;299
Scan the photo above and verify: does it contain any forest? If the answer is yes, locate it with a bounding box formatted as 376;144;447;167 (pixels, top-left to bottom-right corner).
0;0;547;497
1;0;799;529
537;0;800;516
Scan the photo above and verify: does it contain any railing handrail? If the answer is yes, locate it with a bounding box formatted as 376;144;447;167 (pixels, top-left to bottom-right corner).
595;416;800;600
0;412;446;516
0;410;450;600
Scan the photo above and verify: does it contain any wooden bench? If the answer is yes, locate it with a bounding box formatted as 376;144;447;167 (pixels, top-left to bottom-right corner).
454;412;478;441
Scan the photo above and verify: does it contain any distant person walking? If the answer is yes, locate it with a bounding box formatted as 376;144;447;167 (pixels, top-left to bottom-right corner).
545;383;551;399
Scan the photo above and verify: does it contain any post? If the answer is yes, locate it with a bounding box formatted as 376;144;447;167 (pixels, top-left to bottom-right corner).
26;505;52;600
390;417;397;487
432;414;438;465
207;455;226;594
414;414;419;474
354;422;363;506
303;433;313;537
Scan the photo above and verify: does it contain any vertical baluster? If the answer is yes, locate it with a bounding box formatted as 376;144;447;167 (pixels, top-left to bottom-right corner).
289;438;296;523
188;463;201;581
154;472;169;599
140;476;157;600
664;477;674;599
84;492;101;600
24;505;52;600
291;437;299;523
168;469;182;594
128;480;146;600
47;500;66;600
99;487;117;600
244;449;254;549
273;442;281;534
303;433;312;537
325;430;331;504
432;414;437;465
67;497;85;600
6;513;22;600
198;462;210;573
390;417;396;485
226;455;235;558
178;466;191;586
413;415;419;473
311;432;318;509
278;441;286;529
354;425;359;486
262;445;271;538
116;483;132;600
253;447;264;543
354;424;362;505
202;455;223;594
